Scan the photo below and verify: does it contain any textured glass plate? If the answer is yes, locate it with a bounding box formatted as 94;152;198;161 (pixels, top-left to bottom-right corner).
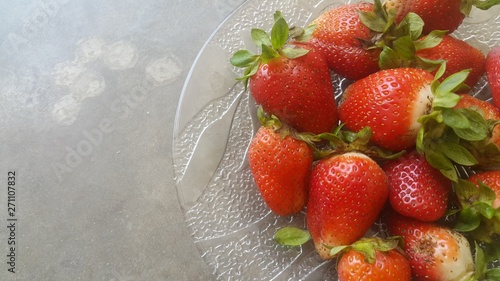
173;1;500;280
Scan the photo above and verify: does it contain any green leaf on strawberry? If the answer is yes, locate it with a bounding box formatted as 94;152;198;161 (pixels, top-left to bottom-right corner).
393;11;423;39
328;237;402;262
279;47;310;59
415;64;496;181
437;142;478;166
453;178;500;246
310;126;404;161
271;19;288;49
251;28;272;47
375;9;447;71
413;29;447;50
231;10;313;85
358;0;395;34
229;50;257;67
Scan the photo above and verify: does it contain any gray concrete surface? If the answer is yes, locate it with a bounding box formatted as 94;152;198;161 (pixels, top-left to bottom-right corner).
0;0;245;280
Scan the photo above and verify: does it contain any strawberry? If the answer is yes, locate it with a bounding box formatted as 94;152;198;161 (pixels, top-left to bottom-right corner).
338;67;435;151
338;65;496;181
230;11;338;134
335;237;411;281
308;0;430;80
308;2;380;80
383;149;452;221
386;211;475;281
306;152;389;260
415;35;485;89
486;46;500;109
383;0;500;34
247;111;314;216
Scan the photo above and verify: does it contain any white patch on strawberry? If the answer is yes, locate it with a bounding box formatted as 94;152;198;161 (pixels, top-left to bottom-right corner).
437;231;475;281
409;83;433;136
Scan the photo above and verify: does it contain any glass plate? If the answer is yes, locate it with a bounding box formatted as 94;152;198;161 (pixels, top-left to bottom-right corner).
173;1;500;280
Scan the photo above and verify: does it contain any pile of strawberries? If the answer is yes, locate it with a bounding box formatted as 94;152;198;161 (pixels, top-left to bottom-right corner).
230;0;500;280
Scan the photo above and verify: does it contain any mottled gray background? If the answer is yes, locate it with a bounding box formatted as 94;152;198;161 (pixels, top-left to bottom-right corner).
0;0;245;280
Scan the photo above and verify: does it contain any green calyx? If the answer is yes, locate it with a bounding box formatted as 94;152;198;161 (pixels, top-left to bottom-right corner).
357;0;446;71
381;0;500;70
310;126;404;161
257;106;294;140
454;179;499;235
376;11;446;71
415;63;498;182
257;107;402;161
328;236;403;261
229;11;315;88
358;0;396;36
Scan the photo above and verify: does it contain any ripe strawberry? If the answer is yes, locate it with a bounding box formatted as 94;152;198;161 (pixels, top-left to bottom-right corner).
338;67;435;151
308;2;380;80
336;237;411;281
383;0;500;34
386;211;475;281
247;114;314;216
383;149;452;221
231;11;338;134
338;65;496;181
486;46;500;109
306;152;389;260
416;35;485;88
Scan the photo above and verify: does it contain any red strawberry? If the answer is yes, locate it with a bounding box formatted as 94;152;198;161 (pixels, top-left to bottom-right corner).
247;114;314;216
338;65;497;181
336;237;411;281
384;0;500;34
338;67;435;151
248;43;338;134
383;149;452;221
231;12;338;134
386;212;475;281
416;35;485;88
306;152;389;259
486;46;500;109
308;2;380;80
468;170;500;209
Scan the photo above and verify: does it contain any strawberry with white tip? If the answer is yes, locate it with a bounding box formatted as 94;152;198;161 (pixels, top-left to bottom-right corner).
338;64;495;181
387;211;475;281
